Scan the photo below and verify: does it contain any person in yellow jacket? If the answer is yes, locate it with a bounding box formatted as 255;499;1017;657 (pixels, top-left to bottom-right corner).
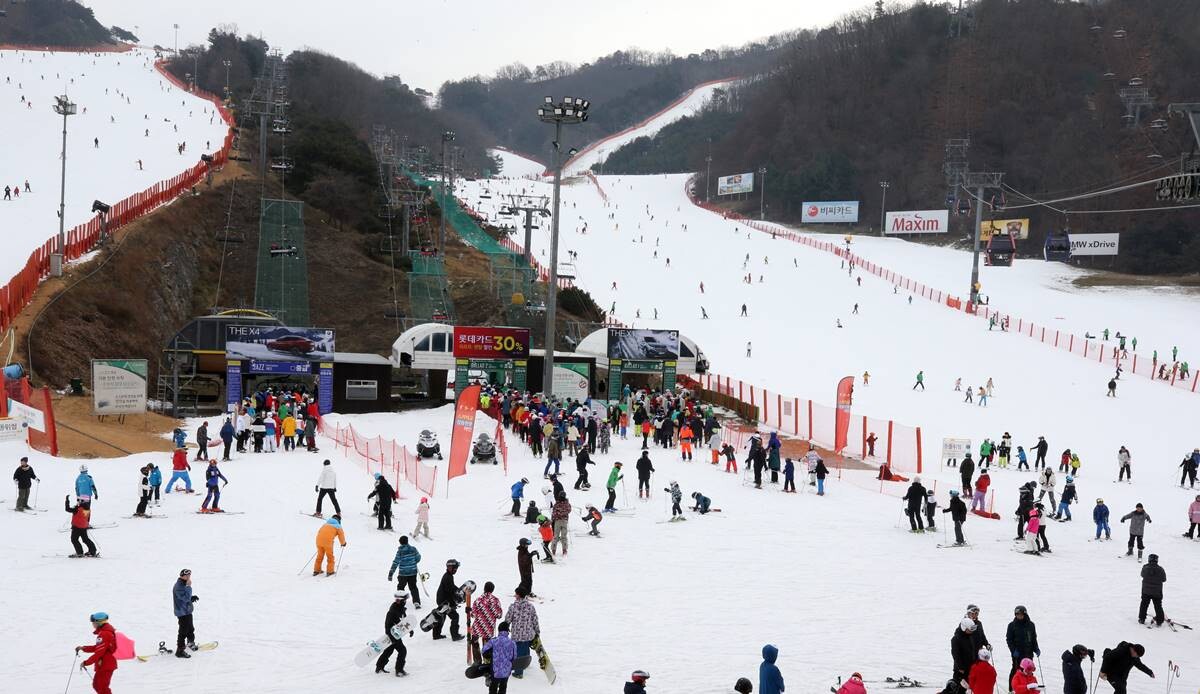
313;515;347;576
281;414;298;451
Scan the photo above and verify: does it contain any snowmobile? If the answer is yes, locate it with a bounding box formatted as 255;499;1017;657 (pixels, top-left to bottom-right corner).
470;433;497;465
416;430;443;460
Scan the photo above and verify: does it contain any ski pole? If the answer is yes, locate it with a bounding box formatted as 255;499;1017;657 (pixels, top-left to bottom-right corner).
1036;655;1046;693
64;652;79;693
337;544;347;571
34;479;40;509
1088;659;1096;694
295;550;317;576
620;477;628;508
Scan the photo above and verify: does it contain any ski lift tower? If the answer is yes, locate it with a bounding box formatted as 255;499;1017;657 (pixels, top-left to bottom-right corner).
500;194;550;265
964;171;1005;306
1168;102;1200;150
1119;87;1154;128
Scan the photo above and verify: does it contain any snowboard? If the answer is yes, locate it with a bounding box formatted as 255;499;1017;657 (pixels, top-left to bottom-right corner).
419;581;475;632
353;624;410;667
531;634;556;684
136;640;218;661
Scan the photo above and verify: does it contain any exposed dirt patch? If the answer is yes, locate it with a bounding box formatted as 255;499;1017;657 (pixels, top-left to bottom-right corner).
1071;271;1200;290
50;391;178;459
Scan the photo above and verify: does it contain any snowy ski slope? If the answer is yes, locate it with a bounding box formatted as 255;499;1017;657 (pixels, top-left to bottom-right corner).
0;48;229;282
490;147;545;180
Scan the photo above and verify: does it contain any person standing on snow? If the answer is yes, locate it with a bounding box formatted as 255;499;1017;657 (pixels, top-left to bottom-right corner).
1031;436;1048;470
1179;451;1198;488
388;536;422;608
1094;498;1112;541
376;591;410;677
164;448;193;494
912;370;925;390
172;569;199;658
12;457;39;511
943;489;968;545
1120;503;1152;560
194;422;210;461
1036;467;1057;507
1061;644;1094;694
1099;642;1154;694
76;612;118;694
1184;494;1200;538
550;494;571;557
572;440;593;490
510;477;529;517
219;417;235;460
544;435;562;478
75;464;99;503
314;459;341;516
200;460;228;512
902;476;928;533
134;466;152;517
1010;658;1039;694
664;481;684;520
505;586;540;679
1138;554;1166;626
64;495;98;557
1117;446;1132;481
635;450;655;499
1054;477;1077;520
604;462;623;512
515;538;538;597
759;644;785;694
312;514;347;576
767;433;782;484
581;504;603;536
432;559;465;641
482;620;517;689
959;453;975;496
925;489;939;531
971;470;991;512
968;648;997;694
1005;606;1040;688
413;497;431;539
468;581;503;662
367;473;396;530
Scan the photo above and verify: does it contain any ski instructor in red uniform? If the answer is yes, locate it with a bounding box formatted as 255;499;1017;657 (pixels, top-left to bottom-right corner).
76;612;118;694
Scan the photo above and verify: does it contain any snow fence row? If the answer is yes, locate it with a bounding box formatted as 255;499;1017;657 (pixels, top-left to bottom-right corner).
329;422;437;498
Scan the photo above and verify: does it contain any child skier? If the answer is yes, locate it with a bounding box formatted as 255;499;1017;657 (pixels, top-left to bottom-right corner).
1094;498;1111;540
1055;476;1076;520
925;489;938;531
690;491;713;514
665;481;684;520
581;504;603;536
721;442;737;473
1015;446;1028;471
1024;507;1042;555
1034;503;1051;552
783;458;796;493
413;497;431;539
537;515;555;563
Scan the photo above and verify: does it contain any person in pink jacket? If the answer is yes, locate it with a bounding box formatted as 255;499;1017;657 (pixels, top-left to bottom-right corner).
1024;508;1042;554
836;672;867;694
412;498;431;539
1184;495;1200;538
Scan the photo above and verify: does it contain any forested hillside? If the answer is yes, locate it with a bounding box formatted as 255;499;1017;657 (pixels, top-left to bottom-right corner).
0;0;126;46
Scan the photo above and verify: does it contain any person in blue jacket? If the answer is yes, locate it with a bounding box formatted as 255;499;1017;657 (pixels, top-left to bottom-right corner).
387;535;423;609
173;568;199;657
172;427;187;450
760;644;785;694
690;492;712;514
148;464;163;507
201;461;228;512
1094;498;1111;540
510;477;529;517
783;458;796;493
219;418;235;462
75;465;99;502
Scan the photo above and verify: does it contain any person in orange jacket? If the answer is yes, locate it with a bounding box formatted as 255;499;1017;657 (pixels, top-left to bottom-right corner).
313;515;347;576
76;612;118;694
968;648;997;694
1010;657;1041;694
679;424;694;461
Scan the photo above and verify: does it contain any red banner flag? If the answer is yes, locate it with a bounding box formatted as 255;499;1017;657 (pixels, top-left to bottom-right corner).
447;385;481;484
834;376;854;454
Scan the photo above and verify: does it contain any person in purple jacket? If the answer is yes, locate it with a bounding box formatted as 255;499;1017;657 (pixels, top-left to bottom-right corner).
482;620;517;694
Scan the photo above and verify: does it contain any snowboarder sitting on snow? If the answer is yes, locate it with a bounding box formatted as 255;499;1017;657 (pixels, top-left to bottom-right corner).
664;481;684;520
581;505;603;536
690;492;712;514
524;500;540;525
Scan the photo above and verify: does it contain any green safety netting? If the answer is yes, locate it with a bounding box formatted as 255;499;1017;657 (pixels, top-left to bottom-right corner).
255;198;310;325
407;252;454;322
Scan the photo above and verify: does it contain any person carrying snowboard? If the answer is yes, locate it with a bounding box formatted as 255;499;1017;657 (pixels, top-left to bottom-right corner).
943;489;968;545
635;450;654;499
76;612;118;694
1099;642;1154;694
367;473;396;530
315;459;341;516
64;495;98;557
388;536;422;609
581;504;603;536
482;621;517;692
903;476;927;533
510;478;529;517
432;559;465;641
313;514;346;576
200;460;227;512
172;569;199;658
504;586;539;679
12;457;38;511
1120;503;1151;560
376;590;411;677
604;462;623;512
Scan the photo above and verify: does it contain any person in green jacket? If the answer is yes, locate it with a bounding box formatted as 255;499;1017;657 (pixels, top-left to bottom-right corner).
912;370;925;391
981;439;994;465
603;462;623;513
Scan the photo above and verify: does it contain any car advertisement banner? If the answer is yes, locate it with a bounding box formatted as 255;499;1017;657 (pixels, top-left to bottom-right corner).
1068;233;1120;256
226;325;335;362
884;210;949;235
979;218;1030;241
717;172;754;196
452;326;531;359
802;201;860;223
606;328;680;360
91;359;148;415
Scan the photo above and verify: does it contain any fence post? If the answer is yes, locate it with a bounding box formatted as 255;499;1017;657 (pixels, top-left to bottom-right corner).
915;426;922;474
1084;341;1088;358
886;420;894;467
776;393;782;430
807;400;814;441
861;417;867;459
793;397;799;435
1069;335;1074;352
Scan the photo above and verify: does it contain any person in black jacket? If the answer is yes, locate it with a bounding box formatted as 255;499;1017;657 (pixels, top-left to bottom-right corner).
376;590;410;676
959;454;975;495
963;604;991;653
574;448;594;490
1100;642;1154;694
433;559;464;641
1005;605;1040;688
1138;554;1166;626
1014;482;1036;540
903;477;927;532
1061;644;1094;694
367;473;396;530
1032;436;1049;469
943;490;969;545
12;457;39;511
635;450;655;499
950;618;979;680
516;538;538;597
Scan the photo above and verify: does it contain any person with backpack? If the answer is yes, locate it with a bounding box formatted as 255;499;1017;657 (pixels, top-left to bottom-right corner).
1099;642;1154;694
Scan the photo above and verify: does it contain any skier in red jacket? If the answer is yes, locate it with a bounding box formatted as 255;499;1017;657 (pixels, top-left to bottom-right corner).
1010;658;1040;694
76;612;118;694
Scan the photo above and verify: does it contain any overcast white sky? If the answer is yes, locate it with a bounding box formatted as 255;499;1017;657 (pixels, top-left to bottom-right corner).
86;0;870;90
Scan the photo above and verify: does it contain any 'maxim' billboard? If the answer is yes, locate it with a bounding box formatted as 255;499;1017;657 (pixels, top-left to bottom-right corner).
884;210;949;234
717;172;754;196
607;328;680;361
1068;233;1120;256
226;325;336;362
802;201;859;223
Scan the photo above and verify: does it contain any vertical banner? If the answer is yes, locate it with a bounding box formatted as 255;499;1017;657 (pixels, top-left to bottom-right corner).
663;360;677;393
513;359;527;393
607;359;623;401
834;376;854;453
226;360;242;412
455;358;470;396
318;363;334;415
447;384;481;485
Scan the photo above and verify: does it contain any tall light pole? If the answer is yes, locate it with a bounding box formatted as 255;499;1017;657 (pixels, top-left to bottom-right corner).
879;180;890;235
438;130;455;254
51;95;77;277
173;23;179;55
758;166;767;220
537;95;590;397
191;52;199;92
222;59;232;99
704;155;712;202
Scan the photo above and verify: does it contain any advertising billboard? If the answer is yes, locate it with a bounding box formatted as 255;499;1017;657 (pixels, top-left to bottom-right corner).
607;328;680;361
1068;233;1120;256
226;325;335;362
979;218;1030;241
802;201;860;223
92;359;149;415
452;326;531;359
717;172;754;196
884;210;949;235
552;365;590;401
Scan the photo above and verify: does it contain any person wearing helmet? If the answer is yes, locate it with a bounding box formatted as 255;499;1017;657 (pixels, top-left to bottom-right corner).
942;489;968;545
172;569;199;658
664;481;684;521
1094;498;1111;541
367;472;397;530
1010;657;1038;694
313;514;347;576
580;504;603;536
969;647;997;694
1062;644;1094;694
432;560;464;641
1054;476;1076;521
523;500;541;525
625;669;650;694
1006;606;1040;687
510;478;530;517
1138;553;1166;626
516;538;539;597
77;612;119;693
963;604;991;652
376;590;410;677
691;491;712;515
413;498;431;539
388;536;422;609
604;462;624;512
536;515;555;563
75;464;99;503
635;449;655;499
951;618;979;681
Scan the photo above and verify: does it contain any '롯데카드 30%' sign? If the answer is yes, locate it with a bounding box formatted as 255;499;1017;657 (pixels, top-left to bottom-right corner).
452;326;531;359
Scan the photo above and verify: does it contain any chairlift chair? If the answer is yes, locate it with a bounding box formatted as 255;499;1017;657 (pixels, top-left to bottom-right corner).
1149;118;1168;130
1128;77;1144;87
985;231;1017;267
1044;230;1072;262
270;158;294;172
1112;28;1127;39
1103;71;1117;80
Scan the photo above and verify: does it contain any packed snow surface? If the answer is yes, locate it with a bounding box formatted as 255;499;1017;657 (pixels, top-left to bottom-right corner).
490;148;545;180
0;47;228;282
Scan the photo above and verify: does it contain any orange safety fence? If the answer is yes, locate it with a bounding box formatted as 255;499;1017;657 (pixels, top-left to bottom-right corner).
329;422;437;497
583;171;609;204
1;375;58;456
0;55;235;341
684;176;1200;396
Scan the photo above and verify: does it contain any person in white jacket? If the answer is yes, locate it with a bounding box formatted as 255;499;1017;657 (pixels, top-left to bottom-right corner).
1036;467;1057;508
315;459;340;515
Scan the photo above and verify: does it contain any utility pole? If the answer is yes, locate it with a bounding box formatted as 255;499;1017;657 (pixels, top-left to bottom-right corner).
439;130;455;254
705;137;713;203
879;180;890;235
51;95;76;277
964;171;1004;305
758;167;767;220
